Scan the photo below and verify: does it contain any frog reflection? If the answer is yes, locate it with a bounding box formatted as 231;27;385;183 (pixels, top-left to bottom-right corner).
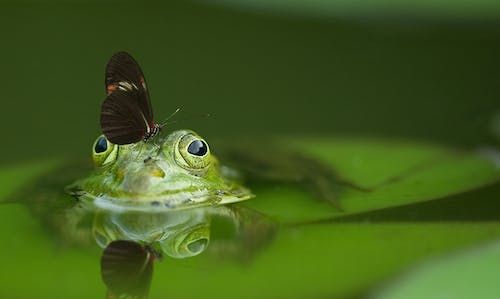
89;204;275;299
94;207;219;259
15;178;275;299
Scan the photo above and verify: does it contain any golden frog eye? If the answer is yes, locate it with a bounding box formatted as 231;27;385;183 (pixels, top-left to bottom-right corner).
177;133;211;169
92;135;118;167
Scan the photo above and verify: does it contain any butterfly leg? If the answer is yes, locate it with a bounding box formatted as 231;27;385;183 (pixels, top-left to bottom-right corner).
134;142;145;161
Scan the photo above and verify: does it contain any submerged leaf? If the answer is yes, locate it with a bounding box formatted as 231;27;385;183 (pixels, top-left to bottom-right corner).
244;138;500;223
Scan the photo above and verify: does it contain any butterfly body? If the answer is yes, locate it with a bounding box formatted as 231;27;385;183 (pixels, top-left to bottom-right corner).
144;123;162;142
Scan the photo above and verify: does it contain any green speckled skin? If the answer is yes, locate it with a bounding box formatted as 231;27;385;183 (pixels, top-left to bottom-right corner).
71;130;253;210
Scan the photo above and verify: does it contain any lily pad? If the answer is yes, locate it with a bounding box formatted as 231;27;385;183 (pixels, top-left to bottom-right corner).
243;138;500;223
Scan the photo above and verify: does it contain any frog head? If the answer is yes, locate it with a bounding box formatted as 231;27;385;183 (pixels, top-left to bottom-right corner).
73;130;252;210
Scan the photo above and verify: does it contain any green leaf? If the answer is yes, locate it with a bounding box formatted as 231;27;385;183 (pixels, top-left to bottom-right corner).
244;138;500;223
373;239;500;299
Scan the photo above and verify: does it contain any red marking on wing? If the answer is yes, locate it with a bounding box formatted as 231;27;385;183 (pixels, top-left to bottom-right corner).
106;84;118;95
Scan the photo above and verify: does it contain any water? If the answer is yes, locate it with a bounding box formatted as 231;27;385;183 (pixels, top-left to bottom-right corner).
1;1;500;298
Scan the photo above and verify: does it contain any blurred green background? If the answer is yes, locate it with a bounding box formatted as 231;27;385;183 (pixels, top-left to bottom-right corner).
1;1;500;163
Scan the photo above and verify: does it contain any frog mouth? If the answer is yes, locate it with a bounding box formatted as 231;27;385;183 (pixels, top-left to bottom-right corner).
86;185;254;212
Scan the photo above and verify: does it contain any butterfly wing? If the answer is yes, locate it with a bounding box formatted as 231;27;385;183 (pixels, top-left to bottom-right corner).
105;51;154;126
101;89;151;145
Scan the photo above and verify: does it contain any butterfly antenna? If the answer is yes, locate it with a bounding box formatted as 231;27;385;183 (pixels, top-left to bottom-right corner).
162;113;212;126
159;107;182;128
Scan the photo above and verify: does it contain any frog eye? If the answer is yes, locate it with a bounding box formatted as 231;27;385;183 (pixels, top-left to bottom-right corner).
94;136;108;153
177;133;211;169
187;140;208;156
159;224;210;258
92;135;118;167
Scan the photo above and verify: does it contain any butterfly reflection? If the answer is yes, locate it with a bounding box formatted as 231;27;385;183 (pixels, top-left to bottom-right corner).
101;240;156;299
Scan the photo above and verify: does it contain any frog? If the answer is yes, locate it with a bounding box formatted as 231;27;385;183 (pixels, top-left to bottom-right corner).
69;129;254;211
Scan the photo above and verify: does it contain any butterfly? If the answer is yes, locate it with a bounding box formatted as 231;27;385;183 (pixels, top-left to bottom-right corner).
100;51;161;145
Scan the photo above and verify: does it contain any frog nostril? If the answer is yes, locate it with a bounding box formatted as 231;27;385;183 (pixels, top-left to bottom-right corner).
150;166;165;178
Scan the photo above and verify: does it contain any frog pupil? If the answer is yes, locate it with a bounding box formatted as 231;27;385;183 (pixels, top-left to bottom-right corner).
95;137;108;153
187;140;207;156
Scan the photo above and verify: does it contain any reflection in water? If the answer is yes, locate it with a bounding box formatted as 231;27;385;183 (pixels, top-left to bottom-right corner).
93;207;212;259
101;240;156;299
15;166;276;299
35;196;276;299
92;205;275;298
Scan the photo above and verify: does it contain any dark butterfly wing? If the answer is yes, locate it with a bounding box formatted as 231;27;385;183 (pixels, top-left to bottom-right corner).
105;51;154;126
101;89;150;145
101;240;154;299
